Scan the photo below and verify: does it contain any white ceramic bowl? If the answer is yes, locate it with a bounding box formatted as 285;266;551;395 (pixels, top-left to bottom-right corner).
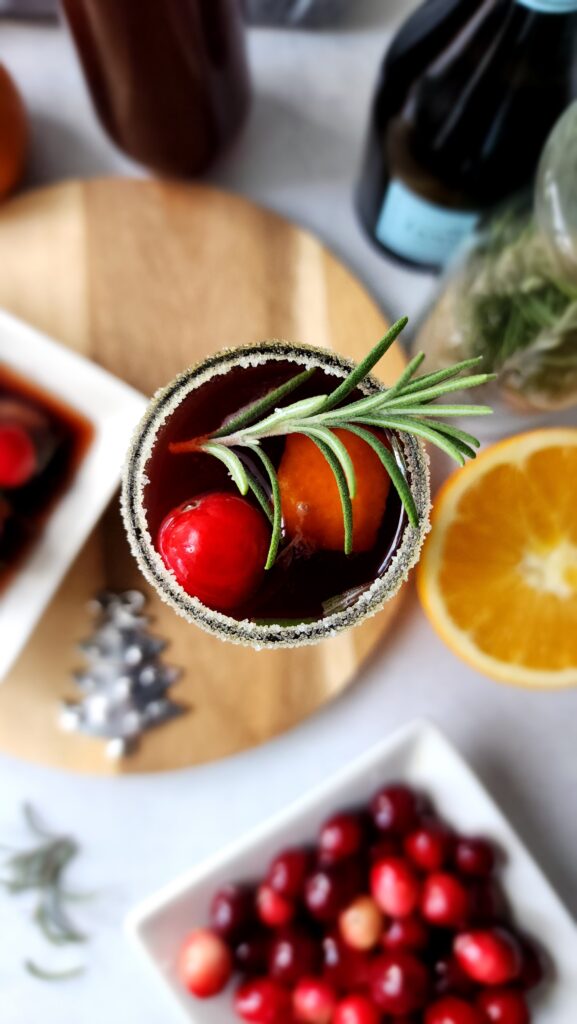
0;309;147;680
126;720;577;1023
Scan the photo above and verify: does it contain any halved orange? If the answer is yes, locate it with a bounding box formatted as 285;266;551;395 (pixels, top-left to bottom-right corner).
417;429;577;689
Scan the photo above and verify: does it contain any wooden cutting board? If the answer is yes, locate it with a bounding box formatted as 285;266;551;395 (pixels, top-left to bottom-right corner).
0;179;406;775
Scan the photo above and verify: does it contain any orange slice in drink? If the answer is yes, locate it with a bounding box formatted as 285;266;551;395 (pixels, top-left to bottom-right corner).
278;429;390;554
417;429;577;689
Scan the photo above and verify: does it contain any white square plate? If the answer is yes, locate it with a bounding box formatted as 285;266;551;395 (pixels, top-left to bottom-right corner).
126;720;577;1023
0;309;147;680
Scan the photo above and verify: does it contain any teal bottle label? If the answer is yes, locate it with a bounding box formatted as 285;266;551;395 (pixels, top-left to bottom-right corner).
515;0;577;11
375;180;479;267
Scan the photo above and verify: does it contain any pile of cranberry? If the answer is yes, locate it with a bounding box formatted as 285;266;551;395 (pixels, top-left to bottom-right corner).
177;784;548;1024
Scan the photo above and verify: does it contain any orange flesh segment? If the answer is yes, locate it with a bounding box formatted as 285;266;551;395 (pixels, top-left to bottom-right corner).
278;429;391;553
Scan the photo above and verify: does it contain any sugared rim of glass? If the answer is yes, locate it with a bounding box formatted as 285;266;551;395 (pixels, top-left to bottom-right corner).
121;341;431;649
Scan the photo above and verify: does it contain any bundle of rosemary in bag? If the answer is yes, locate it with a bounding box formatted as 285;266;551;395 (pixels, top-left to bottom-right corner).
416;103;577;414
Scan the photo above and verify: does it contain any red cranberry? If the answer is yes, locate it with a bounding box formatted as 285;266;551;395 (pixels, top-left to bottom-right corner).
421;873;470;928
235;978;291;1024
319;812;365;865
293;978;337;1024
469;879;507;925
518;936;546;990
477;988;530;1024
305;862;360;923
382;915;428;952
267;848;313;899
256;883;295;928
268;927;320;985
454;928;522;986
434;955;476;998
323;932;371;991
333;995;380;1024
371;784;421;836
425;996;484;1024
210;883;254;940
405;821;454;872
339;895;383;951
455;838;496;878
178;928;232;998
370;951;430;1014
235;931;271;974
0;423;36;488
370;856;421;918
157;493;270;612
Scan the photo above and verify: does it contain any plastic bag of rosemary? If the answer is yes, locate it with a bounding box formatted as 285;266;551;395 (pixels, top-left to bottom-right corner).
415;104;577;415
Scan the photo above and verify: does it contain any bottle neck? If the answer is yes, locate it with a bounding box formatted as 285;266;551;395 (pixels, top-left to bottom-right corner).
515;0;577;12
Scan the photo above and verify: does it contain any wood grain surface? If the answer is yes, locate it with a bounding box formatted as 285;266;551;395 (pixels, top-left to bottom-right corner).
0;179;406;775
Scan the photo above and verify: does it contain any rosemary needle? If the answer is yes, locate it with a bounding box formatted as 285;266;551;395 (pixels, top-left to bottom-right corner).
25;960;85;982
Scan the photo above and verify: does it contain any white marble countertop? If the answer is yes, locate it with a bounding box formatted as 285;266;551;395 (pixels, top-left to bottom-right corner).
0;4;576;1022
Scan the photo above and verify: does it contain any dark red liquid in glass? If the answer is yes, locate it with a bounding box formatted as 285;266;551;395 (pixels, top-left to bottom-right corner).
62;0;251;177
143;360;406;623
0;365;94;590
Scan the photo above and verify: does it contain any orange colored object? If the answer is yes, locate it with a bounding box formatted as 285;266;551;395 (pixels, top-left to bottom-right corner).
417;428;577;689
278;429;390;554
0;65;27;200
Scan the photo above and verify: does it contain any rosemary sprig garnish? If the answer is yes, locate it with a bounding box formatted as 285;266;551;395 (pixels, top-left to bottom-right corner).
1;804;88;981
170;319;495;570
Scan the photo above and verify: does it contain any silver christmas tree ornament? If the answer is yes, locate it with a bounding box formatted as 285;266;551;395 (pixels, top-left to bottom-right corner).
59;590;185;759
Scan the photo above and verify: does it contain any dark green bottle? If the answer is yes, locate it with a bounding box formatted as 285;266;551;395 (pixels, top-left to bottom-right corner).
356;0;577;272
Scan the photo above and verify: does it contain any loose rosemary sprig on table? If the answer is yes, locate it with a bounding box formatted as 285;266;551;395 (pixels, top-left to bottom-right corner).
1;804;88;980
170;318;495;569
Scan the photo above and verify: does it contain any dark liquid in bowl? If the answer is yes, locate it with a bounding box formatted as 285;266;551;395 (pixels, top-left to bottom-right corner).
0;365;94;590
144;360;406;623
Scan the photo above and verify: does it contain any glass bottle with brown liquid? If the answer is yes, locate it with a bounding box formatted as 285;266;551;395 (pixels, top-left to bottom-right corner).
62;0;251;177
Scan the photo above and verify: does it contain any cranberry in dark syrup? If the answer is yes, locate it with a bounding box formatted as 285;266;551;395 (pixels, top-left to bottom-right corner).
143;359;406;623
0;364;93;588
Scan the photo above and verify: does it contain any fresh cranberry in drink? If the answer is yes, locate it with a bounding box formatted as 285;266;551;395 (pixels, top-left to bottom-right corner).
158;493;271;612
